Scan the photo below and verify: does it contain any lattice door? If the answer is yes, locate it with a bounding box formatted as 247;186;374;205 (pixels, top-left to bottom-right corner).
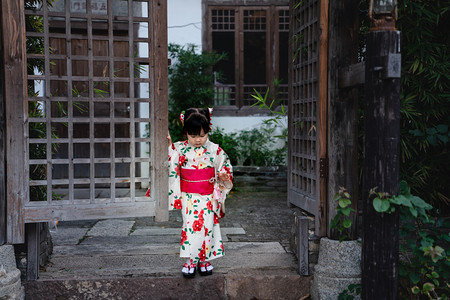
288;0;327;235
21;0;167;227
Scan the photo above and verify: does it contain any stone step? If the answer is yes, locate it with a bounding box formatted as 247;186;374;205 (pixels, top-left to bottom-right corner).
25;269;311;300
27;240;311;299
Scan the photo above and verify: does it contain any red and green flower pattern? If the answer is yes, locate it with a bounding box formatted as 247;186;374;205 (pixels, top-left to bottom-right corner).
168;140;232;264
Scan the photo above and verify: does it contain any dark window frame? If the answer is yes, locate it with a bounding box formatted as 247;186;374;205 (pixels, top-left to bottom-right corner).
204;5;289;116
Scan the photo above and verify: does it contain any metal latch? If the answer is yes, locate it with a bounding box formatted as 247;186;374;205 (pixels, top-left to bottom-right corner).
319;157;329;178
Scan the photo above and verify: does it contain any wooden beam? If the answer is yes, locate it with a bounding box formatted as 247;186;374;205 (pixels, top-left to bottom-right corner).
0;6;6;245
26;223;40;280
297;216;309;276
362;30;401;299
338;62;365;89
317;0;329;237
2;0;28;244
327;0;360;240
153;0;169;222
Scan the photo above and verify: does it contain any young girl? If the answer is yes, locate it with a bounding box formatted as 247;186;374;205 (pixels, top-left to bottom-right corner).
168;108;233;278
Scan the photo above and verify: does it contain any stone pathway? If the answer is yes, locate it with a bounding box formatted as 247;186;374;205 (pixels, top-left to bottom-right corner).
25;190;311;299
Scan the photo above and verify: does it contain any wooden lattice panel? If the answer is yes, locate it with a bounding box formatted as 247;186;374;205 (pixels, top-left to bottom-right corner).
288;0;320;213
23;0;161;222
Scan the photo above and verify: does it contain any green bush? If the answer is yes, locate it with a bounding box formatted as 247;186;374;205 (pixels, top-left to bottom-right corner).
209;125;286;167
168;43;225;142
396;0;450;212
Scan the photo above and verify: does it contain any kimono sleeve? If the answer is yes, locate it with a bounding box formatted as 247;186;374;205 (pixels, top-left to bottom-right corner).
214;147;233;216
168;143;183;210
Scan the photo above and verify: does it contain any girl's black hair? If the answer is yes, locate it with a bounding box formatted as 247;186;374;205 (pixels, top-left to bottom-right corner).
182;108;211;136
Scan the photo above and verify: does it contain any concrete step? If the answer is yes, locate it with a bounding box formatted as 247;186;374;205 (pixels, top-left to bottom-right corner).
26;241;310;299
24;218;311;299
25;269;310;300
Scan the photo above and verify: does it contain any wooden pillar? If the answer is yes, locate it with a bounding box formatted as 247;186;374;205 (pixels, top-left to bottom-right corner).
1;0;28;244
362;30;401;299
327;0;360;240
0;4;6;245
153;0;169;222
26;223;40;280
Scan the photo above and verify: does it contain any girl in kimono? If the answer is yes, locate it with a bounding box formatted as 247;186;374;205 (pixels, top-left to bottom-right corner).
168;108;233;278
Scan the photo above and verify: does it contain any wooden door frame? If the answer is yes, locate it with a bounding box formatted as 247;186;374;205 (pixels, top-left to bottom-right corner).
1;0;168;245
1;0;28;244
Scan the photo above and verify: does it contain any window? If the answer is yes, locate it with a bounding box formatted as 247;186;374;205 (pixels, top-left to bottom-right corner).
206;5;289;115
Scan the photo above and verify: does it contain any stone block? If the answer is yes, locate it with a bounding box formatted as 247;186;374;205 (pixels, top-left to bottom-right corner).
0;245;24;300
311;238;361;300
226;269;310;300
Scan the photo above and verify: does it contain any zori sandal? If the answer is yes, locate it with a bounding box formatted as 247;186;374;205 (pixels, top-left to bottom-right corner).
182;263;196;278
198;261;213;276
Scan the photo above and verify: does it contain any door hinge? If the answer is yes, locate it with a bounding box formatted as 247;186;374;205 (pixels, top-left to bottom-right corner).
319;157;329;178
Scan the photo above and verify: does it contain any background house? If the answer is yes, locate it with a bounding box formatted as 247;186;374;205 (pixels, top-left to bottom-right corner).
168;0;289;135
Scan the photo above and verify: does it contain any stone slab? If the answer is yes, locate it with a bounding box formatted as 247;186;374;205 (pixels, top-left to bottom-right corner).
25;275;226;300
52;241;285;257
80;235;180;245
226;269;310;300
50;227;89;245
131;227;246;236
40;242;296;279
52;244;179;256
87;219;135;237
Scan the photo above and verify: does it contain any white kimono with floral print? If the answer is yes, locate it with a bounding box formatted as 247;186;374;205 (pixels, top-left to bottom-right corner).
168;139;233;264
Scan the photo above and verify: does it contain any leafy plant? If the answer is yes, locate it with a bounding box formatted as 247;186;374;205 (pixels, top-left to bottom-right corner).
371;181;449;299
330;187;355;242
208;128;239;166
251;87;288;141
395;0;450;210
209;125;287;167
338;283;361;300
167;43;225;142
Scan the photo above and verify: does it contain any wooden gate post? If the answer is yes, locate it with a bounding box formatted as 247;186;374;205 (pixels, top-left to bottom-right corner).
0;23;6;246
362;29;401;299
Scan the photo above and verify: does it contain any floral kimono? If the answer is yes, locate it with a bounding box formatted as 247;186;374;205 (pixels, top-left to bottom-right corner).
168;139;233;264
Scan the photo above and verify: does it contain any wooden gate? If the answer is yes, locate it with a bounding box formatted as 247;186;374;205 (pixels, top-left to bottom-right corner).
2;0;168;244
288;0;328;236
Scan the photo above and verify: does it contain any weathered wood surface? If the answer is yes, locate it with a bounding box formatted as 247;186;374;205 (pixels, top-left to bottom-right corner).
327;0;360;239
362;30;401;299
297;216;309;276
288;0;324;235
317;0;329;237
2;0;28;244
203;0;289;5
338;62;365;89
20;0;167;225
152;0;169;222
23;202;156;223
0;16;6;245
26;223;40;280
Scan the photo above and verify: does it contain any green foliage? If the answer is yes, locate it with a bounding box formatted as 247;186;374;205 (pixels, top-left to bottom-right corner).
237;126;286;166
371;181;433;220
330;187;355;242
168;43;225;142
396;0;450;210
209;125;287;167
371;181;450;299
208;128;239;166
338;283;361;300
251;87;288;141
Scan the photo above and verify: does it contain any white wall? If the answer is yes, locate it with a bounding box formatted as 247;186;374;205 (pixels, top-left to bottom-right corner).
167;1;283;140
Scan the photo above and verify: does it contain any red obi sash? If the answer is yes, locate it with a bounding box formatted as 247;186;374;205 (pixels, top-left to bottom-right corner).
180;168;215;195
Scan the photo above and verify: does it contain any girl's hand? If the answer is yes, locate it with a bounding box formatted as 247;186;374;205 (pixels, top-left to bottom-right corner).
218;172;230;182
167;131;172;146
